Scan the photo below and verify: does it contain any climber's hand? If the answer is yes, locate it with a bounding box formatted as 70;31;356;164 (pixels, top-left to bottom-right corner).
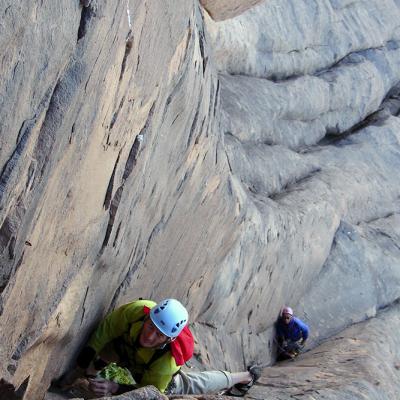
57;367;85;389
88;377;119;396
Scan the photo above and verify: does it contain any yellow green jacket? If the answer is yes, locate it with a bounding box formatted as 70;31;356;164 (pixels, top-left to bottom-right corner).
88;299;180;392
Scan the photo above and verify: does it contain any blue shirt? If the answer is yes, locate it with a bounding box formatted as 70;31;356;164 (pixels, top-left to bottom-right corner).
276;316;309;342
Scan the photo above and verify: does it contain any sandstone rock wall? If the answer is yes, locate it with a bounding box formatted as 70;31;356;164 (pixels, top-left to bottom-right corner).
200;0;265;21
197;0;400;370
0;0;400;399
0;0;226;397
256;302;400;399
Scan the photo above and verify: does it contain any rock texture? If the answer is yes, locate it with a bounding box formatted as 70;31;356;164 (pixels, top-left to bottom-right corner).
254;302;400;399
0;0;400;399
200;0;265;21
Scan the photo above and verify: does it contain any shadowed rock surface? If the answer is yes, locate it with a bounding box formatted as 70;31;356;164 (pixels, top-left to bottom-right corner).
0;0;400;399
254;302;400;399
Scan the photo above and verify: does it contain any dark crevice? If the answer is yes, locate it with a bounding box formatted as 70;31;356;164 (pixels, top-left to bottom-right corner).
101;98;152;250
194;116;206;145
109;97;125;131
135;54;141;73
0;206;23;293
205;80;216;140
378;297;400;312
213;79;220;118
16;116;36;146
318;83;400;147
77;3;96;41
197;320;217;329
199;300;213;317
170;111;182;127
0;217;14;253
0;116;37;201
227;40;397;84
144;221;164;256
186;99;201;148
15;377;29;398
112;221;122;248
80;286;89;326
122;102;155;181
163;65;189;116
101;186;123;250
11;337;30;361
25;162;36;191
185;19;193;56
247;309;253;323
176;166;196;194
69;123;75;144
103;149;122;210
34;60;86;182
0;251;24;299
361;211;397;225
8;236;15;260
0;378;24;400
317;108;383;147
122;135;142;181
7;363;16;376
225;150;233;173
119;34;133;82
198;25;207;74
269;168;322;201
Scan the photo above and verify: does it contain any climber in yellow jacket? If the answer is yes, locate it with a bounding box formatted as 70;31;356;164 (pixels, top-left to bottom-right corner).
69;298;260;397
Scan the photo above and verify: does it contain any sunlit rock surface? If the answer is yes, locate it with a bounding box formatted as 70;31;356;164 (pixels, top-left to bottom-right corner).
0;0;400;399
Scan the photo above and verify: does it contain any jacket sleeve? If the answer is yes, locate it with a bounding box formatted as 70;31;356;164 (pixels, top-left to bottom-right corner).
87;300;155;354
298;319;309;340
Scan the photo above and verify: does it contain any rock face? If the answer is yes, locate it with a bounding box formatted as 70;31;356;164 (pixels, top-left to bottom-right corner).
0;0;400;399
200;0;265;20
254;303;400;399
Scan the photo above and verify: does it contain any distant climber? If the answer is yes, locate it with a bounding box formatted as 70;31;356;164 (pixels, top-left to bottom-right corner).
59;298;261;397
275;306;309;361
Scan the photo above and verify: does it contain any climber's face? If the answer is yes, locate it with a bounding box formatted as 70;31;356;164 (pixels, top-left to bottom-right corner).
282;313;292;325
139;318;169;348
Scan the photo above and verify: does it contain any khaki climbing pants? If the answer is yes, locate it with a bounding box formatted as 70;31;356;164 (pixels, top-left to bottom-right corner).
92;342;233;395
169;370;233;395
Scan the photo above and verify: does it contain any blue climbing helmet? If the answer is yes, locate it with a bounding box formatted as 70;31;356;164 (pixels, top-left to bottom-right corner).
150;299;188;338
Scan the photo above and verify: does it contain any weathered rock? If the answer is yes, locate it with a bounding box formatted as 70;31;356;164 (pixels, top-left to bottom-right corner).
253;303;400;399
296;214;400;347
206;0;400;79
0;0;222;397
200;0;265;21
63;384;167;400
219;42;400;150
0;0;400;399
